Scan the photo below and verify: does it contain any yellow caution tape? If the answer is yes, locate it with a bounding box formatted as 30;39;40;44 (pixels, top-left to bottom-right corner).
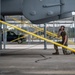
0;20;75;52
10;17;75;45
10;28;43;42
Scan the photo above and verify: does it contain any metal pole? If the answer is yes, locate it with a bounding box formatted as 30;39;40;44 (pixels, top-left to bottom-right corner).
0;0;2;50
39;24;41;43
3;16;7;49
74;15;75;43
53;21;55;41
44;23;47;50
0;23;2;50
72;12;75;42
0;0;1;20
27;26;31;44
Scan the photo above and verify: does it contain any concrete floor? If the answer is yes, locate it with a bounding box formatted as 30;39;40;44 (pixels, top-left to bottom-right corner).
0;44;75;75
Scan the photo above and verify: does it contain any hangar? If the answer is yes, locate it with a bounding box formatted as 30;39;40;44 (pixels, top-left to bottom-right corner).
0;0;75;75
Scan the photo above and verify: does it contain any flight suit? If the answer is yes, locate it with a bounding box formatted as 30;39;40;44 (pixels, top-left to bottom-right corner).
54;31;69;55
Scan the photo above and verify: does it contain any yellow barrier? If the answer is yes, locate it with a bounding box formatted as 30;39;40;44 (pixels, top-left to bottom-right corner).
9;17;75;45
9;17;58;40
9;16;40;31
9;16;57;36
0;20;75;52
10;28;43;42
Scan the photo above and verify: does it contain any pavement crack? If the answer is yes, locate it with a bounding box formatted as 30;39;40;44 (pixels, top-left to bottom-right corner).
35;54;52;63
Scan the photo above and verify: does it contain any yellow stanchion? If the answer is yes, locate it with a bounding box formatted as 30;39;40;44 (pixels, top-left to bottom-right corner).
0;20;75;52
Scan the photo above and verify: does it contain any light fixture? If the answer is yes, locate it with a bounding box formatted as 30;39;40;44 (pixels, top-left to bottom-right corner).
72;11;75;15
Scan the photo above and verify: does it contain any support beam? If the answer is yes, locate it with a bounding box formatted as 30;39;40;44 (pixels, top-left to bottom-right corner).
3;22;7;49
53;21;55;41
0;0;1;20
44;23;47;50
39;24;41;42
72;12;75;43
0;23;2;50
0;0;2;50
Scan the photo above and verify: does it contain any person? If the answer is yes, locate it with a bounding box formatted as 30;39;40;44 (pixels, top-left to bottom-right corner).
52;26;71;55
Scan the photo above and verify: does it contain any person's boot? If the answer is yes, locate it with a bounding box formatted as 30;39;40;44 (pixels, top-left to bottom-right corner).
71;52;75;55
63;50;71;55
52;52;59;55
